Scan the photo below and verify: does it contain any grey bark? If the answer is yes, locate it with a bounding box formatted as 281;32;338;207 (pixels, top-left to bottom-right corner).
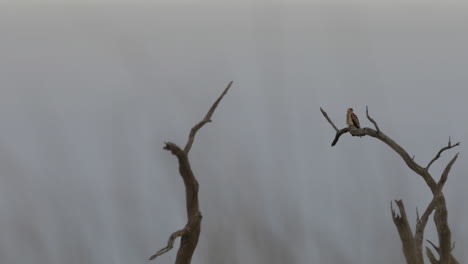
321;106;459;264
149;81;233;264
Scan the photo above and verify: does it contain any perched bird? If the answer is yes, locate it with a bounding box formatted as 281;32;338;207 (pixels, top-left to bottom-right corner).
346;108;360;128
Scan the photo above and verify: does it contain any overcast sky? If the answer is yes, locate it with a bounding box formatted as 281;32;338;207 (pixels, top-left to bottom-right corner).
0;2;467;264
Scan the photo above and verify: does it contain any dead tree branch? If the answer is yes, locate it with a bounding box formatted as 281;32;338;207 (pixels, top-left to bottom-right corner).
149;229;187;260
426;139;460;172
150;82;232;264
391;200;420;263
438;153;459;191
366;105;380;132
320;107;460;264
320;107;435;190
184;81;233;154
320;107;339;132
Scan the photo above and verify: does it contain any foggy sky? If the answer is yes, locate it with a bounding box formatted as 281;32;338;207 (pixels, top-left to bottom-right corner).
0;2;467;264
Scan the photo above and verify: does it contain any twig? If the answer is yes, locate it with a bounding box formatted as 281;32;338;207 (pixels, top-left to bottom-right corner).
184;81;233;154
416;207;420;222
366;106;380;132
426;138;460;172
149;229;186;260
438;153;459;191
320;107;339;132
426;239;439;253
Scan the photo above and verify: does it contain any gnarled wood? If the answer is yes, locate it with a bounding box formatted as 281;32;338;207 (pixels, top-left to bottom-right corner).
320;107;460;264
150;82;232;264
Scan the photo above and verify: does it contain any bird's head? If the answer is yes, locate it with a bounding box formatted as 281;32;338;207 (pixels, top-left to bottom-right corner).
347;108;354;113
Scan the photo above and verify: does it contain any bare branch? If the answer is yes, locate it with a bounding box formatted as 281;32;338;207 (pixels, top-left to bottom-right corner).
426;139;460;172
390;200;419;263
366;106;380;132
416;207;420;222
320;108;351;146
184;81;233;154
434;195;452;264
427;239;439;253
438;153;459;191
331;127;350;146
320;107;339;132
321;107;437;192
415;196;437;243
321;107;460;263
151;82;232;264
149;229;186;261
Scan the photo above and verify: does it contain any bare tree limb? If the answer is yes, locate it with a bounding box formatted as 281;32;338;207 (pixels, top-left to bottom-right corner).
320;107;339;132
390;200;419;263
426;139;460;172
149;229;187;260
331;127;350;146
184;81;233;154
320;107;437;192
321;107;461;264
150;82;232;264
438;153;459;191
427;239;439;253
416;197;437;238
366;106;380;132
414;196;438;261
434;195;451;264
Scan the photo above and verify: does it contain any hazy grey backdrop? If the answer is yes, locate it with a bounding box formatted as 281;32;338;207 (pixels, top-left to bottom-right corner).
0;1;467;263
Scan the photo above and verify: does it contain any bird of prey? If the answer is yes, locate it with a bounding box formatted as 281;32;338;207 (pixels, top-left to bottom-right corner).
346;108;360;128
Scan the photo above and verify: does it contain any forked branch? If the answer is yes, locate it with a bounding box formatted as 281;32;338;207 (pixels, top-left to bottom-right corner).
321;107;460;264
149;229;186;260
184;81;233;154
150;82;232;264
426;138;460;172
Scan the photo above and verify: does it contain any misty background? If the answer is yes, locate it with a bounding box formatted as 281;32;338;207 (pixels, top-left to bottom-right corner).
0;1;467;263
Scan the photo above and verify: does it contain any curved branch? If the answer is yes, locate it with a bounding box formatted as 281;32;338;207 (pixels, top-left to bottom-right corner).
184;81;233;154
438;153;459;191
331;128;350;146
149;229;187;260
321;107;460;264
426;237;459;263
426;138;460;172
320;107;437;192
151;82;232;264
427;239;439;253
366;106;380;132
